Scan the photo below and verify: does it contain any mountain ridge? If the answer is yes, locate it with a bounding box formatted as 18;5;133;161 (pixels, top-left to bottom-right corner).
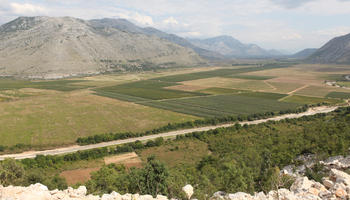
0;16;203;79
307;33;350;64
188;35;283;58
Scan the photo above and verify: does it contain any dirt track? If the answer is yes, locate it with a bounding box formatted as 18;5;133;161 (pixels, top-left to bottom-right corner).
0;106;339;160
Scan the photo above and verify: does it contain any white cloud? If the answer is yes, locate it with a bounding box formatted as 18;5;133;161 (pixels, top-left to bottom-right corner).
131;12;153;26
163;17;178;25
282;33;303;40
1;0;350;51
10;2;47;15
112;11;154;26
180;31;202;37
293;0;350;15
314;26;350;36
269;0;316;8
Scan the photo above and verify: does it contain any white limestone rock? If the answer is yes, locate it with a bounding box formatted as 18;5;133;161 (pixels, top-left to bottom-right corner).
182;184;194;199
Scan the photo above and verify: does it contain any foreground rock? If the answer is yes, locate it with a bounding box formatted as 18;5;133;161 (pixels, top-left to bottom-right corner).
3;169;350;200
212;169;350;200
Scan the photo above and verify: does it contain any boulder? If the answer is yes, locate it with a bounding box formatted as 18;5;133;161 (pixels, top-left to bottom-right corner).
182;184;194;199
290;177;314;193
156;195;168;200
122;193;132;200
226;192;253;200
330;169;350;186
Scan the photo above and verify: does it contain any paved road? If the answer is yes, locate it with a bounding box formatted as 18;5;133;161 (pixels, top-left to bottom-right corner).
0;106;339;160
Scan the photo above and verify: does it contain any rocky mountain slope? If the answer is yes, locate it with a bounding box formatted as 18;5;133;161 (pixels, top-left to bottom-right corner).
188;35;282;58
89;18;222;60
307;33;350;64
0;17;202;79
290;48;318;59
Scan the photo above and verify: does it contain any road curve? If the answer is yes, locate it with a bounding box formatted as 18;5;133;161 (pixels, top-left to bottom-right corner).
0;106;339;160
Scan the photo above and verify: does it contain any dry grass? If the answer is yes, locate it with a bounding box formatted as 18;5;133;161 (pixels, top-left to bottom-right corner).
0;89;198;147
104;152;142;168
60;167;100;185
294;85;350;97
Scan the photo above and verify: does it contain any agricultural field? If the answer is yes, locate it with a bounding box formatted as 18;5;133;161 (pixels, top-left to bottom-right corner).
337;81;350;88
199;87;248;95
229;75;276;80
0;89;198;147
93;80;206;101
140;92;300;118
0;63;349;149
326;92;350;99
294;85;350;97
0;79;89;91
151;63;291;82
93;63;350;118
280;95;342;104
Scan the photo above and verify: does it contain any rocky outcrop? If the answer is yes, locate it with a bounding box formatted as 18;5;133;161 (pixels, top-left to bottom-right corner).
0;183;170;200
212;169;350;200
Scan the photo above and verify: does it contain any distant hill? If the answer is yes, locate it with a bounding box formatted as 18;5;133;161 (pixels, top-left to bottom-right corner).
188;35;282;58
307;33;350;64
0;17;202;79
290;48;318;59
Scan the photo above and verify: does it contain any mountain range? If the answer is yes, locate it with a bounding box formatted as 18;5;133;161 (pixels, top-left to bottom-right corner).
0;16;349;78
0;17;202;79
189;36;284;58
289;48;318;59
307;33;350;64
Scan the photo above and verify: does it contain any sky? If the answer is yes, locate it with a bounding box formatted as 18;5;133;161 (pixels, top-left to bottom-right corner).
1;0;350;53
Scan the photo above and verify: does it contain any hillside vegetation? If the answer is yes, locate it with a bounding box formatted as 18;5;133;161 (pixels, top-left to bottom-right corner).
1;107;350;199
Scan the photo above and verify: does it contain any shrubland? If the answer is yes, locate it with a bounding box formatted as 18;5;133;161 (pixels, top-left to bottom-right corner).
1;107;350;199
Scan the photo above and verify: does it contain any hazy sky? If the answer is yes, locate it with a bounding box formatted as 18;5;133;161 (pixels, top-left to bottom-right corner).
1;0;350;52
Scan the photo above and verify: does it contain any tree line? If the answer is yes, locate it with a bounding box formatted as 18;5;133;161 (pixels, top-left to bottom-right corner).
76;105;312;145
1;106;347;199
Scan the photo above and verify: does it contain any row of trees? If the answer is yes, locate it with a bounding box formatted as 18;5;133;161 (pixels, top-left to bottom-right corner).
76;105;312;145
20;138;165;170
1;107;348;199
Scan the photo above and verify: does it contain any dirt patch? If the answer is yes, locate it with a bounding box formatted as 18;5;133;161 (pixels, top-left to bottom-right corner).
60;167;100;185
104;152;142;169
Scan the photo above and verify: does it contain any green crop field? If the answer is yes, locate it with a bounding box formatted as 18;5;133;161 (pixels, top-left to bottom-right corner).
151;63;292;82
94;80;206;100
295;85;350;97
229;75;275;80
326;92;350;99
281;95;342;104
140;92;301;118
237;91;287;100
0;79;89;91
